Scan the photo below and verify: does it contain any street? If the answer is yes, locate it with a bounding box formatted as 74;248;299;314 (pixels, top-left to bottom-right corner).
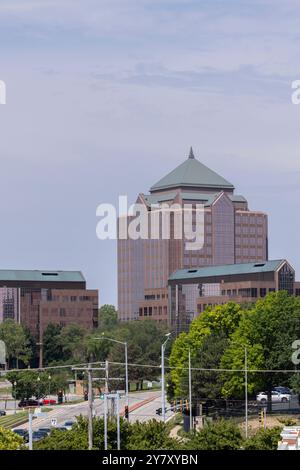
12;390;174;431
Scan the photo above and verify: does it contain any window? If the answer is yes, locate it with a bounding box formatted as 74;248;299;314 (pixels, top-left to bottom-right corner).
59;308;66;317
260;288;267;298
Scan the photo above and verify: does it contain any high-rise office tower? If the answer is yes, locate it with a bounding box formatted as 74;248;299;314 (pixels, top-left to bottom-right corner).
118;148;268;323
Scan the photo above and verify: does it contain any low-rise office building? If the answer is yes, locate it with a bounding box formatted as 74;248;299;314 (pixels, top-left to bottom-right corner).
168;259;297;335
0;270;98;340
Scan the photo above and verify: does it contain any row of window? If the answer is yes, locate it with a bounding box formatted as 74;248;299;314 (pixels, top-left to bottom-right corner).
139;306;168;317
220;287;275;298
144;293;168;300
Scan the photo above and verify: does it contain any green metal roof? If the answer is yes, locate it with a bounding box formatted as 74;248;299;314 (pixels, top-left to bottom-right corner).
169;260;287;281
0;270;85;283
144;191;247;208
150;148;234;192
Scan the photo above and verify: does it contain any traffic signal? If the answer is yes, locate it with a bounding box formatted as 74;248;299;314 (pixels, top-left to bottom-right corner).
124;405;129;420
185;399;189;411
179;400;183;412
258;410;263;424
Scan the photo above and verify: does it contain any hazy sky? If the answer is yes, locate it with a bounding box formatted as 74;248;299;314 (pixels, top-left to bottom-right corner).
0;0;299;306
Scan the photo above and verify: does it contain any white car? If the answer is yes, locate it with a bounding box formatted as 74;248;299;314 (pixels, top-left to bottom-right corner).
256;390;291;404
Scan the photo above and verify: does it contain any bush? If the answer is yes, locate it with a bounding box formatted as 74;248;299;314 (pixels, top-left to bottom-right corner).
185;419;243;450
0;426;26;450
243;427;282;450
127;419;180;450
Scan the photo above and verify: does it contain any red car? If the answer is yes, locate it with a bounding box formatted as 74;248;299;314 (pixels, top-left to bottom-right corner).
41;398;57;405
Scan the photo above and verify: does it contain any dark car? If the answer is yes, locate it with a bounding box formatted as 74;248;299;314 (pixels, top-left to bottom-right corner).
38;427;51;436
32;430;48;442
18;399;40;408
55;426;68;432
0;410;6;416
13;428;29;443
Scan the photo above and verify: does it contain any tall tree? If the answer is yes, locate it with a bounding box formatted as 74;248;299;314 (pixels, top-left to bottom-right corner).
0;319;31;368
221;291;300;408
98;304;118;330
169;302;244;397
43;323;63;365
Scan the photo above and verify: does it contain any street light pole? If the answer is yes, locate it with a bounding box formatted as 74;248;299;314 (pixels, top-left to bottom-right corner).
245;346;248;439
95;335;129;416
87;364;93;450
161;333;171;423
48;375;51;406
13;381;17;415
188;348;192;431
125;342;129;411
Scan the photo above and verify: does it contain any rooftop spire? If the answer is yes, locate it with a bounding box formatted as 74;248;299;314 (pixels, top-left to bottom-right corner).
188;146;195;159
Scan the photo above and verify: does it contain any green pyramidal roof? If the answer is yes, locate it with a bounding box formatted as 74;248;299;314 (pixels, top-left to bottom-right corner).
150;148;234;193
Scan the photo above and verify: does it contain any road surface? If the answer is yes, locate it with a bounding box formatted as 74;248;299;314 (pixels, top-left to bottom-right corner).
13;390;174;431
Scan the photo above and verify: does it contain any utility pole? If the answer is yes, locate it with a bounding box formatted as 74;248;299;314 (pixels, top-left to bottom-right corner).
188;348;193;431
28;409;33;450
104;393;108;450
245;346;248;439
95;336;129;417
72;364;106;450
93;360;123;450
88;364;93;449
161;333;171;423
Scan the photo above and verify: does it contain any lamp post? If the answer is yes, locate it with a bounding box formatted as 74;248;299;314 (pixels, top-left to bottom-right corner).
161;333;171;423
48;375;51;405
188;348;193;431
13;381;17;414
95;335;129;413
37;376;40;404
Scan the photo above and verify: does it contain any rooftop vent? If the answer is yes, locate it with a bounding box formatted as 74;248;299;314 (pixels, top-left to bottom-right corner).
41;272;59;276
253;263;265;267
187;269;198;273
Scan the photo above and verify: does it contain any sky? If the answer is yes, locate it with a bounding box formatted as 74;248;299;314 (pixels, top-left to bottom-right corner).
0;0;300;306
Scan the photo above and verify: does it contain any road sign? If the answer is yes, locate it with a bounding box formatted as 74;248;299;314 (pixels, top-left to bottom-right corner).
33;407;43;417
51;418;57;427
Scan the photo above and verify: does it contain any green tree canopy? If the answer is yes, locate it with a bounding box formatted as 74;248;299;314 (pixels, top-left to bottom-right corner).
243;426;282;450
0;426;25;450
169;302;244;397
185;419;243;450
221;292;300;400
99;304;118;330
0;319;32;368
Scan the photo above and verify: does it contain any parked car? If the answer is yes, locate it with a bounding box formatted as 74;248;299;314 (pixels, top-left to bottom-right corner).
32;430;48;442
0;410;6;416
18;399;41;408
256;390;291;404
63;421;75;431
55;426;68;432
41;399;57;406
274;386;292;395
13;428;29;443
37;427;51;436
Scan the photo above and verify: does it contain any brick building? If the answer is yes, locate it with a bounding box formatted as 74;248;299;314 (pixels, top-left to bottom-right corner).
118;148;268;322
0;270;98;342
168;259;298;334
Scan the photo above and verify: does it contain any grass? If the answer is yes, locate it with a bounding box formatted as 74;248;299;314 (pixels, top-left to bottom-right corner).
0;387;12;396
0;411;29;429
